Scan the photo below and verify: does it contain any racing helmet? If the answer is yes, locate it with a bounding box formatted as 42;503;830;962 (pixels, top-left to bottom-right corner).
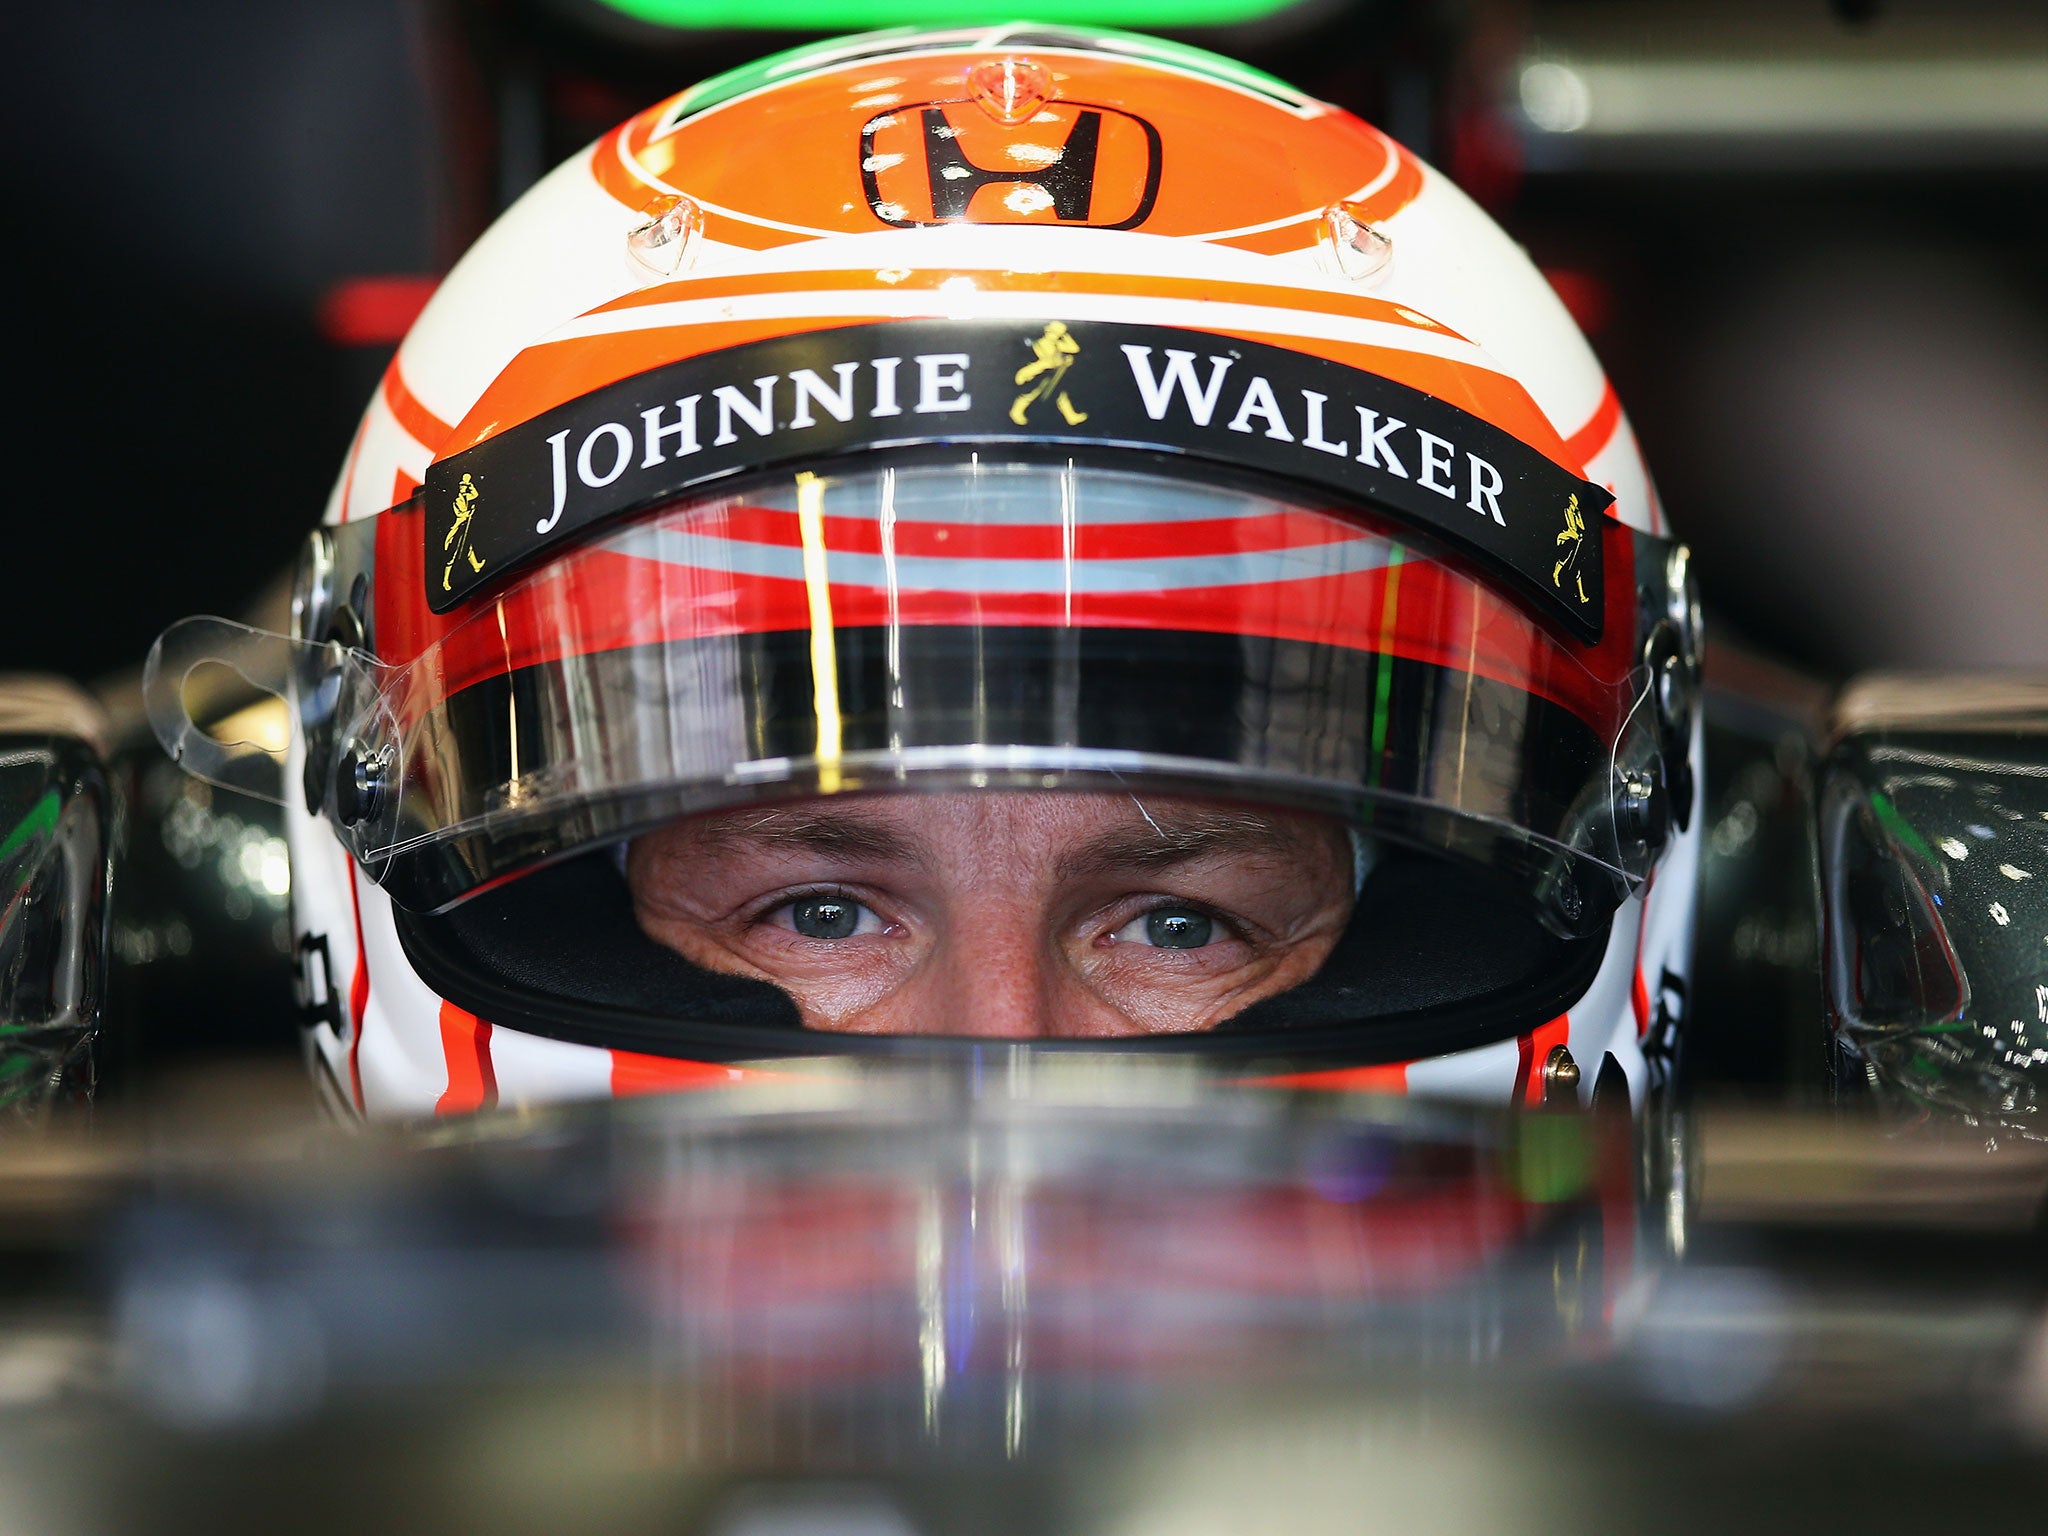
147;26;1702;1118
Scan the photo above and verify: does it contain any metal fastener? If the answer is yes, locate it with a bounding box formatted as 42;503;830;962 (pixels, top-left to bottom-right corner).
332;741;387;828
1543;1045;1582;1104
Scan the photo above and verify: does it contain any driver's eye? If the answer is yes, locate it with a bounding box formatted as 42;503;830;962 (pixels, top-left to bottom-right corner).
1113;906;1217;949
781;895;882;940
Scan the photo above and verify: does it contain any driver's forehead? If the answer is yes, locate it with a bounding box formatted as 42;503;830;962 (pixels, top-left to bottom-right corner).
657;793;1344;876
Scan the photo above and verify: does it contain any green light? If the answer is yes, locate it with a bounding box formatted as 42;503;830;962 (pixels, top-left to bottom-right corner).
1869;789;1939;869
650;24;1308;132
1508;1116;1592;1205
600;3;1310;38
0;790;59;870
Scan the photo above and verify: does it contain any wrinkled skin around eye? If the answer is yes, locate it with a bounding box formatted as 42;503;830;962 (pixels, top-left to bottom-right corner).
627;791;1354;1040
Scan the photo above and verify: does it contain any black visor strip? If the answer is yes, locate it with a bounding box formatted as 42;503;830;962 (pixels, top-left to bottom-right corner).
424;318;1611;640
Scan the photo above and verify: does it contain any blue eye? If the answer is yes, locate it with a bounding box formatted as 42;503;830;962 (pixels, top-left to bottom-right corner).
790;896;864;939
790;901;856;937
1113;906;1217;949
1146;908;1213;948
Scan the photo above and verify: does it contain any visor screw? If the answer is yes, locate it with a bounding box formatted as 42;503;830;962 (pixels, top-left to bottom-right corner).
333;742;386;828
1619;767;1670;853
1543;1045;1582;1105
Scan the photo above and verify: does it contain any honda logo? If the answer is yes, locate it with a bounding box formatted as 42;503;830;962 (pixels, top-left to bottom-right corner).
861;100;1163;230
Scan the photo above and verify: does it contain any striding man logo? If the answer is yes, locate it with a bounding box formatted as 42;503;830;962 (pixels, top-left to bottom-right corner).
442;472;486;594
1010;322;1089;427
1551;492;1588;605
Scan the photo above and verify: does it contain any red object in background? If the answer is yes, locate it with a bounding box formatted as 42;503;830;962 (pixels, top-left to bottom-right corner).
1542;267;1613;337
318;274;441;347
549;73;638;133
1445;107;1523;211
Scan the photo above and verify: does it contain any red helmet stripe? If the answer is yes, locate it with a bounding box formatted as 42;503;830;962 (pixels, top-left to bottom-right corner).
380;360;455;457
1237;1062;1410;1093
1562;381;1622;475
433;1001;498;1116
1513;1016;1573;1107
346;867;371;1115
610;1051;769;1097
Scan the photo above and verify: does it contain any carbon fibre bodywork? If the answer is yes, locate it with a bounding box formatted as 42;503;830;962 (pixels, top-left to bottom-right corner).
1822;677;2048;1134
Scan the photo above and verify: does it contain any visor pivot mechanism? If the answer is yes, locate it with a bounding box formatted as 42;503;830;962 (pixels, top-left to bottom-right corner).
1642;617;1698;833
333;741;388;828
1616;765;1668;849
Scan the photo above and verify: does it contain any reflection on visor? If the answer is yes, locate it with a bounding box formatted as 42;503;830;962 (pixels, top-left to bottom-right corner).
148;458;1686;932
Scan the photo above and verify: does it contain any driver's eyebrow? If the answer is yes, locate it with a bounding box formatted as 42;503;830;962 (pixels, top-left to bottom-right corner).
1057;809;1293;880
696;808;921;864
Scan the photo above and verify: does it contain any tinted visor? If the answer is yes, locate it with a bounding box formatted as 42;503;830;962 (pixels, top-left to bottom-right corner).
374;456;1667;925
152;456;1676;935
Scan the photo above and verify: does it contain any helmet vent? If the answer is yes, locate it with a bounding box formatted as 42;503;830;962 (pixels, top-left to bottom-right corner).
966;58;1055;126
626;194;704;283
1319;202;1394;285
